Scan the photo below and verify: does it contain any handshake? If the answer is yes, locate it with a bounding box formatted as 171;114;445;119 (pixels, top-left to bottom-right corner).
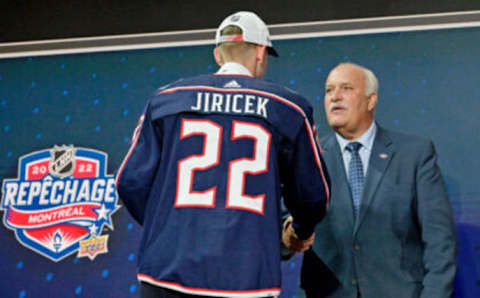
282;216;315;253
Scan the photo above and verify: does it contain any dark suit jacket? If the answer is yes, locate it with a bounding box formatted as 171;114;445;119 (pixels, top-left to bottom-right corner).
301;125;457;298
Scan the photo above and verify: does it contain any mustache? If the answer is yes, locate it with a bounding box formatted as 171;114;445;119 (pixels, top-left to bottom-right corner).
328;103;347;111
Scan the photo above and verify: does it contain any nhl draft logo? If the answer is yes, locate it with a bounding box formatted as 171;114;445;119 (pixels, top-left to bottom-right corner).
1;145;120;262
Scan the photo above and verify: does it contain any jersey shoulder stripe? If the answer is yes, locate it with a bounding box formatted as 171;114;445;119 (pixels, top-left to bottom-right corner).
158;85;308;119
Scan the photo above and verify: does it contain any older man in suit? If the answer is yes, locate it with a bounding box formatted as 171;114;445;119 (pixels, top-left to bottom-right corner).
283;63;457;298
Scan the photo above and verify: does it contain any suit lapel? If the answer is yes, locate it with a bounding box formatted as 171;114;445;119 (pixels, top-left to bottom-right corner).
322;133;356;233
353;126;394;235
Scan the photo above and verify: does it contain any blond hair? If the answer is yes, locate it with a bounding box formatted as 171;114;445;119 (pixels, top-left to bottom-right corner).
217;25;256;64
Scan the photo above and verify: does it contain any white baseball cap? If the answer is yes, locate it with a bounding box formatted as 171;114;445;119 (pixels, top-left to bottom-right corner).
215;11;278;57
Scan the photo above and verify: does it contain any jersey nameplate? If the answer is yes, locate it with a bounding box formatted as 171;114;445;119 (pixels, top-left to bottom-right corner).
191;92;269;118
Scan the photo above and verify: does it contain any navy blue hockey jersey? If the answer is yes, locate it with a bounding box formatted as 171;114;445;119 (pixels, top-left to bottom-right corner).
116;73;330;297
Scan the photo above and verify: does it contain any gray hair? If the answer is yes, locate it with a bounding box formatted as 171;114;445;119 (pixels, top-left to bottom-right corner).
338;63;379;96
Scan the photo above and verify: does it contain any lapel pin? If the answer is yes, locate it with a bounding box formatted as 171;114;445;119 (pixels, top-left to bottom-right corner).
379;153;388;159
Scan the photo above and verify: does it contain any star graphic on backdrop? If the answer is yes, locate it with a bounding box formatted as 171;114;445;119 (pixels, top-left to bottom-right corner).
89;224;99;235
94;204;111;220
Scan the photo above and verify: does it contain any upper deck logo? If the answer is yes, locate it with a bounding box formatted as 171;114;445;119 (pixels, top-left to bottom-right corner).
1;145;120;262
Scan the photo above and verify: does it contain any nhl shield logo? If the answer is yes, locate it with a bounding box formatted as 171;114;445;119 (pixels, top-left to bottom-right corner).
1;145;121;262
49;145;76;178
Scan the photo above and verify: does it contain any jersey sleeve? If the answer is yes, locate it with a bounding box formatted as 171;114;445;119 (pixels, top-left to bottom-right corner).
115;102;163;225
280;106;330;239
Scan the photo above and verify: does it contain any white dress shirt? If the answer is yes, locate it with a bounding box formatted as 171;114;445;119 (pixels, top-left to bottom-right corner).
335;121;377;178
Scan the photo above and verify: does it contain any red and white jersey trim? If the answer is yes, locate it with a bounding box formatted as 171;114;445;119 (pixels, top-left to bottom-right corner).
138;273;281;297
115;114;145;188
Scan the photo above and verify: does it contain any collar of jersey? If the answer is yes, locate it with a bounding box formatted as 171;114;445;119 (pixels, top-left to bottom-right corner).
215;62;253;77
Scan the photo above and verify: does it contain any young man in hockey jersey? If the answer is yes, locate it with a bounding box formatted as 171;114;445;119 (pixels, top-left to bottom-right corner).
116;11;330;298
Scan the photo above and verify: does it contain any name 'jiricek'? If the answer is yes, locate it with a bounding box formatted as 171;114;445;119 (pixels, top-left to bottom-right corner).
191;92;269;118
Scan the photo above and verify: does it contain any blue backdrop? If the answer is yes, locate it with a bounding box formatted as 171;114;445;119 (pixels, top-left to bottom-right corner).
1;26;479;297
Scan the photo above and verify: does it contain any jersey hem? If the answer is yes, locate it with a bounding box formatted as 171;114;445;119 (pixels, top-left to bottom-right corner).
137;273;281;297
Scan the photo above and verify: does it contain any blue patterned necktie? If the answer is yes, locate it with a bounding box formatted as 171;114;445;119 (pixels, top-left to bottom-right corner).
346;142;364;218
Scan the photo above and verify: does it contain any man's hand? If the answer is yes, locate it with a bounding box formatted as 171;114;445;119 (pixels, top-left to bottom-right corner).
282;216;315;253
